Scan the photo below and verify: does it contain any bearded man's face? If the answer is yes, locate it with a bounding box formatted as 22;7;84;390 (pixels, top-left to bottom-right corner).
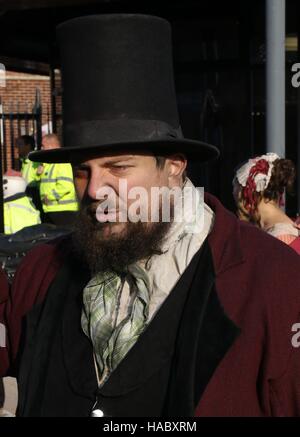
72;152;186;273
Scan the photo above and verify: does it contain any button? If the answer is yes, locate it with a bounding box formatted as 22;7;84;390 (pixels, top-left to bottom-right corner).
91;409;104;417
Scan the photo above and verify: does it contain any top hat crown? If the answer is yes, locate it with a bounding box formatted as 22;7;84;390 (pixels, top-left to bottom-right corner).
30;14;219;163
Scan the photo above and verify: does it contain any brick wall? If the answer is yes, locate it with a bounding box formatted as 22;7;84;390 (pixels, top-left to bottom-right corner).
0;71;51;170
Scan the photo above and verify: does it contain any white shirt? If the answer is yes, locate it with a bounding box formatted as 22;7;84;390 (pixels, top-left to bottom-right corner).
116;179;215;324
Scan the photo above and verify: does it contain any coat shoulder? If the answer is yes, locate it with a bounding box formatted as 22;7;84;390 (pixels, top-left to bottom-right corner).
239;220;300;278
11;234;72;320
16;234;72;277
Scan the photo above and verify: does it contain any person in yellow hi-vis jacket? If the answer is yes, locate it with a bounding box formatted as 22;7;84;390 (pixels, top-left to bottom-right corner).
16;136;39;184
3;173;41;235
16;135;44;215
39;134;78;226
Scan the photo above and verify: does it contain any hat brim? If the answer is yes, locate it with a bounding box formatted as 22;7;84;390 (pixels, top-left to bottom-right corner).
29;139;219;164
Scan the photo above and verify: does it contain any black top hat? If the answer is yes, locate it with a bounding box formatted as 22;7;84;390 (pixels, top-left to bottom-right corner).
30;14;219;163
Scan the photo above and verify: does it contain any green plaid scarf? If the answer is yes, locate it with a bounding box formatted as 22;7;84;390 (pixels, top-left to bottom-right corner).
81;264;150;385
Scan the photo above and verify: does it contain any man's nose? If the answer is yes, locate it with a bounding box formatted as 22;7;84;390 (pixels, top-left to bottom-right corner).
87;169;115;201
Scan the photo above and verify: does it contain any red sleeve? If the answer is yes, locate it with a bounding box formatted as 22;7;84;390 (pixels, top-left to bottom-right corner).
269;315;300;416
4;241;63;376
290;236;300;255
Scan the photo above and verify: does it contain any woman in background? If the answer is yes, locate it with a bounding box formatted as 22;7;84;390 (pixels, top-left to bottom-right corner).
233;152;300;253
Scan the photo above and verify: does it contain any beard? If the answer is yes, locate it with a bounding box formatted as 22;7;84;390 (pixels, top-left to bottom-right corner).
72;200;172;275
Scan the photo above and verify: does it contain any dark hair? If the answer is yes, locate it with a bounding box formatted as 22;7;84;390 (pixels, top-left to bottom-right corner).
154;155;187;180
264;158;295;201
15;135;35;151
155;156;167;169
237;158;296;226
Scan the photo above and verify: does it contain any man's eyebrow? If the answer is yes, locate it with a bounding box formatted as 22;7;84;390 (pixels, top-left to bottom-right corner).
104;156;135;165
73;156;135;168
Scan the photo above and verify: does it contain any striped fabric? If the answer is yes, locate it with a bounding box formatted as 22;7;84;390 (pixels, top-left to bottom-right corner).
276;234;297;245
81;265;151;386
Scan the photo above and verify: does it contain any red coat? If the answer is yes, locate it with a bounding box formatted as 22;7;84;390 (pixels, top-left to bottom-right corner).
290;236;300;255
1;193;300;416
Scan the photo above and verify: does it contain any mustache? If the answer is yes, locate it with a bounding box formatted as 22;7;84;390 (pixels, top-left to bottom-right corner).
82;197;121;212
79;201;117;228
81;196;127;225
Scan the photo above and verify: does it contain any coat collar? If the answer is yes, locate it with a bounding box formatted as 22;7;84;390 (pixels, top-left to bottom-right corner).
205;193;245;275
163;241;240;416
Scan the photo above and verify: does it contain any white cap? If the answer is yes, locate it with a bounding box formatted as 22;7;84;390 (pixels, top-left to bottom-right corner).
235;153;280;192
3;176;27;199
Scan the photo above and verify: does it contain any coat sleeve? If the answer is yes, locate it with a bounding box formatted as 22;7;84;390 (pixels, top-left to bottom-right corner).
269;315;300;416
2;242;62;376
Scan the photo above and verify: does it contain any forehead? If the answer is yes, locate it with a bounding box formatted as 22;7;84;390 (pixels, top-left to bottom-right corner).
73;151;156;166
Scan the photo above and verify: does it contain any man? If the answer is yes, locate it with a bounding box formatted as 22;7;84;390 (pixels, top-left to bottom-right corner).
16;135;39;185
1;14;300;417
39;133;78;226
16;135;43;213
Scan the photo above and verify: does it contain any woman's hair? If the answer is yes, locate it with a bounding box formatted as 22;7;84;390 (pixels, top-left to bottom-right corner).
263;159;295;201
234;158;296;225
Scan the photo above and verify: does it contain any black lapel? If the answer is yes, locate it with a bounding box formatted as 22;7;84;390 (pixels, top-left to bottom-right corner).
17;264;72;416
163;241;241;417
61;260;98;399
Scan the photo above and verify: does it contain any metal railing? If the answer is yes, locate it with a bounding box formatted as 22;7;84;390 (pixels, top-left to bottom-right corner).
0;89;44;233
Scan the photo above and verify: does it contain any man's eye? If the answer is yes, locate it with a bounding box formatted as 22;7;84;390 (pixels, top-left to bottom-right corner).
111;165;131;171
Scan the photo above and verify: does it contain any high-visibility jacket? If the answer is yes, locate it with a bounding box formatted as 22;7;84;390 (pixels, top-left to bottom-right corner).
4;193;41;235
21;158;41;186
39;163;78;213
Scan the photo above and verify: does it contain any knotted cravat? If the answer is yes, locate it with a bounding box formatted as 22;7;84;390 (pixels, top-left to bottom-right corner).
81;264;150;385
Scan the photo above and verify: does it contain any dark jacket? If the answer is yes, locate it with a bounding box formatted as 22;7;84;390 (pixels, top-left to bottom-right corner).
1;193;300;416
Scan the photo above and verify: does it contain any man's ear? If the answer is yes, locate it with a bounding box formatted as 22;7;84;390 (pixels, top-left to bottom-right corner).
166;154;187;185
